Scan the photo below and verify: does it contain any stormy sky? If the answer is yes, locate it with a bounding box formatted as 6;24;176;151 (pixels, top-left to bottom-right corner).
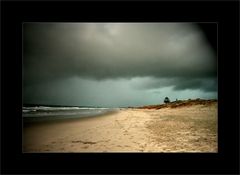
23;23;217;107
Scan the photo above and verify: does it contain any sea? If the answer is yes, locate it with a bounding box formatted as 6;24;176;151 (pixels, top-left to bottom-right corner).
22;106;121;123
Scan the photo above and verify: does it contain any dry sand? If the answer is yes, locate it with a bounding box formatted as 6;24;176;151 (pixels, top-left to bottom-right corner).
23;103;217;153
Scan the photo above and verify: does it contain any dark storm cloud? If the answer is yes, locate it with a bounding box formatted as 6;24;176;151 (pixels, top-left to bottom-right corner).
23;77;217;107
130;77;217;93
23;23;217;86
173;78;217;92
23;23;217;106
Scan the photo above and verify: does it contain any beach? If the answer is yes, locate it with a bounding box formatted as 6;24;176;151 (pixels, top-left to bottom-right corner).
23;102;217;153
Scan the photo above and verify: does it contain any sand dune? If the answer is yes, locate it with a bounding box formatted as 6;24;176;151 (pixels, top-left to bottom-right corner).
23;101;217;153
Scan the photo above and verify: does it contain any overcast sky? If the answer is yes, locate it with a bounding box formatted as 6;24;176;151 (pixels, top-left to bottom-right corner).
23;23;217;107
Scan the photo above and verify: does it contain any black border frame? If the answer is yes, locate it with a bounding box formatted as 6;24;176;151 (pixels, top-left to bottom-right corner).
1;1;239;174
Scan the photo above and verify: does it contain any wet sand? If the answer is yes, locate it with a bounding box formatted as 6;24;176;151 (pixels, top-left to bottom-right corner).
23;103;217;152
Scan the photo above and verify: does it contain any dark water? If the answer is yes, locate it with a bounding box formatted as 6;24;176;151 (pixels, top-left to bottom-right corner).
22;106;119;123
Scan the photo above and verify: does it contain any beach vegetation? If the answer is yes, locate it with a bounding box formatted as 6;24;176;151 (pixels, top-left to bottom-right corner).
164;97;170;104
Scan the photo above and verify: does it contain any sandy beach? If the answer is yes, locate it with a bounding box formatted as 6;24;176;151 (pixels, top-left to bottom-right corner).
23;103;217;153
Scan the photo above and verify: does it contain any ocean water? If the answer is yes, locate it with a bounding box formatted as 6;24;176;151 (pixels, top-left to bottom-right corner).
22;106;119;123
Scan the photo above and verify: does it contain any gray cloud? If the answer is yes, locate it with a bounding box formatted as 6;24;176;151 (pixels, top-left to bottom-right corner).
23;23;217;106
173;78;217;92
23;77;217;107
23;23;216;84
130;77;217;92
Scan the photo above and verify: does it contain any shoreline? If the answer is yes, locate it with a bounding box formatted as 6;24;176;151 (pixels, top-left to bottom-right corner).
23;109;120;127
23;103;217;153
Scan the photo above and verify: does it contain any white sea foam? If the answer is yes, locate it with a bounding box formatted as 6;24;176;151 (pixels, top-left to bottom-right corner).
22;106;116;121
23;109;37;113
22;106;109;112
23;106;73;111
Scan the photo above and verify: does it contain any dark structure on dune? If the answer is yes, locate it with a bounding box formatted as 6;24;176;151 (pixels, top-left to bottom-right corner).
164;97;170;104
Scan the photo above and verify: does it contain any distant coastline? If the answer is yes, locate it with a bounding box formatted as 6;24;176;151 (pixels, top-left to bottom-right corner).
137;98;217;110
23;98;217;109
22;98;217;125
